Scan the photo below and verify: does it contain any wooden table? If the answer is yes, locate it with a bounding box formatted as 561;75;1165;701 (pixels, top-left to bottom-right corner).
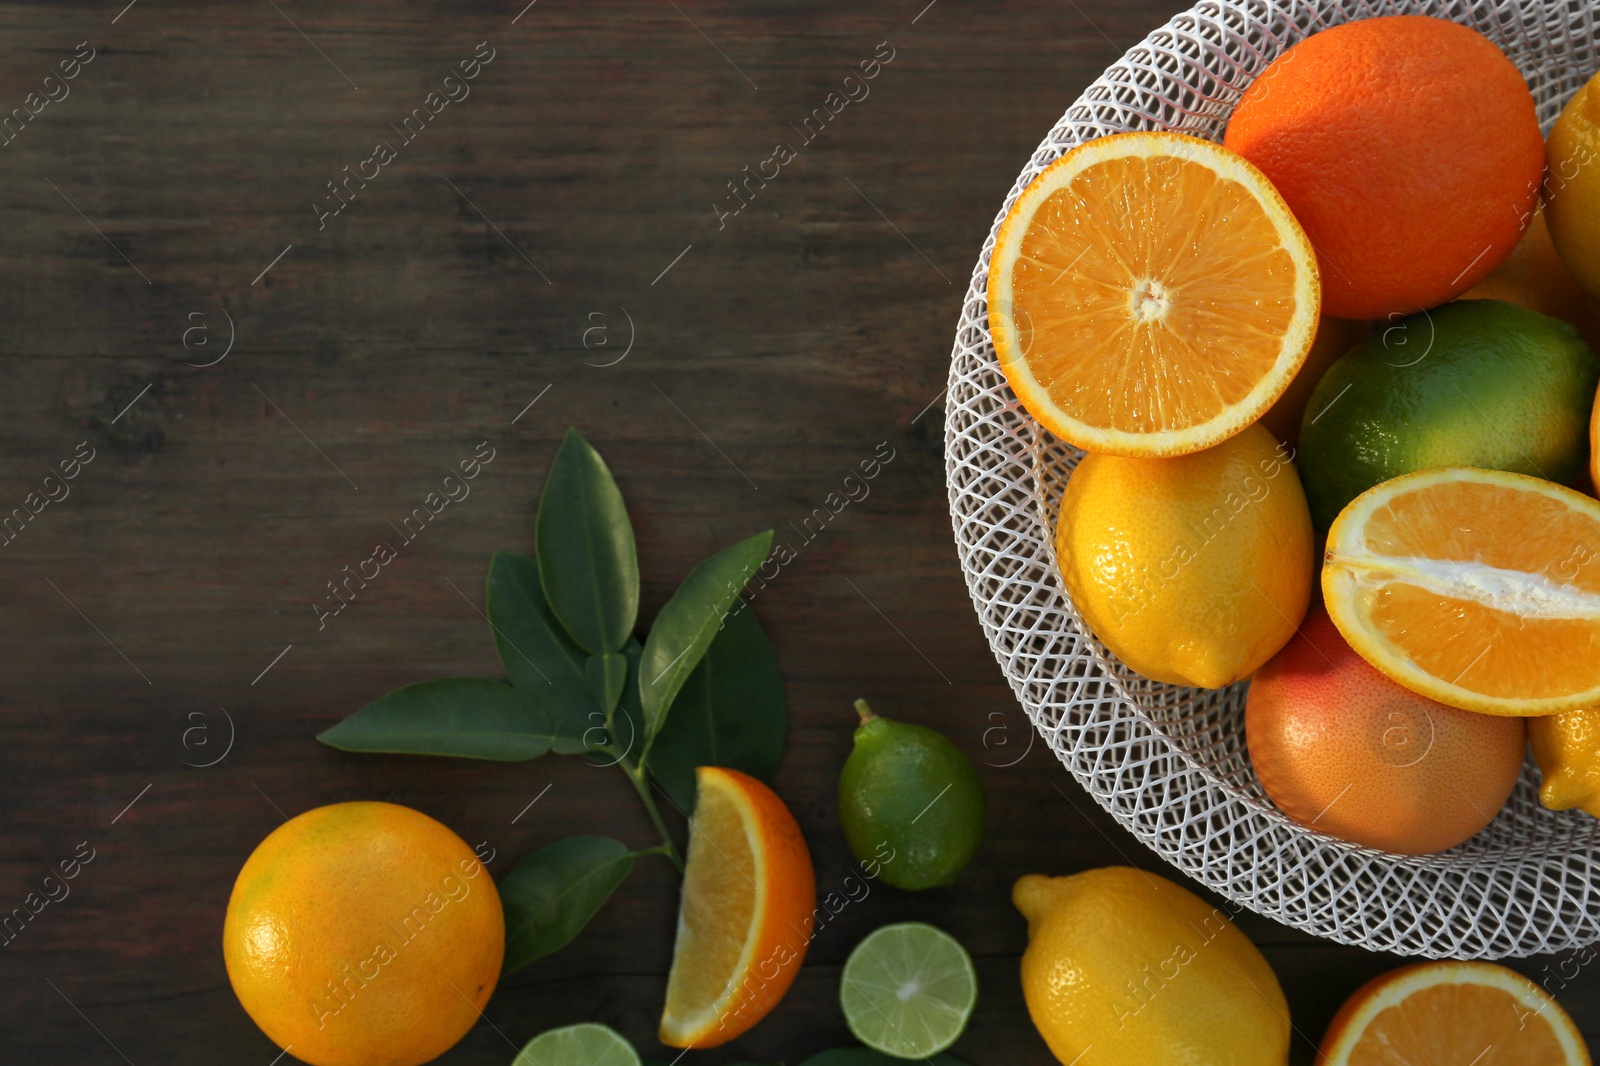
1;2;1593;1062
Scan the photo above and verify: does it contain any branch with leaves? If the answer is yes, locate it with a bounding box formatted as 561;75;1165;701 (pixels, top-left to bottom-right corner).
316;427;786;974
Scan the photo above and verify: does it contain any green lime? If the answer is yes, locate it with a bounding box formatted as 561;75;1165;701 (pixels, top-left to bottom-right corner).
513;1023;639;1066
840;922;977;1059
838;700;986;891
1298;298;1597;528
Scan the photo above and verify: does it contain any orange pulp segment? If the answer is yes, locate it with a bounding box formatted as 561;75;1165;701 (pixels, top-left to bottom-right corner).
988;131;1320;456
659;767;816;1048
1318;961;1590;1065
1323;467;1600;715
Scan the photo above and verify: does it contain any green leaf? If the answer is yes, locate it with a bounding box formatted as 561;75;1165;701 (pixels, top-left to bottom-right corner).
646;604;786;812
585;651;627;715
486;551;603;755
610;639;645;768
638;531;773;738
535;428;639;655
799;1051;965;1066
500;836;634;974
317;678;551;760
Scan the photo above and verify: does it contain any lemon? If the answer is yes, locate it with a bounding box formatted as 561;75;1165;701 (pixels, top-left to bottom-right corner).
1546;70;1600;302
1055;422;1312;689
1531;708;1600;817
1014;867;1290;1066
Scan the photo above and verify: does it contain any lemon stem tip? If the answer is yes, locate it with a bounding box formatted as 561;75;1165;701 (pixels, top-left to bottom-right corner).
853;699;877;725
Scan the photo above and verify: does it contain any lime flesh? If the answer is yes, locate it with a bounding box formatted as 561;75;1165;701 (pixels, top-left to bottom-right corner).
513;1023;639;1066
840;922;977;1059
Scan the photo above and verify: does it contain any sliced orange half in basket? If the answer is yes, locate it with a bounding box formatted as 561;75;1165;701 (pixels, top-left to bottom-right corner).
659;767;816;1049
1323;467;1600;716
987;131;1320;456
1318;961;1591;1065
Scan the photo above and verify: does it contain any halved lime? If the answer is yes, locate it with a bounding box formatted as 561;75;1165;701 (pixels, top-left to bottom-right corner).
513;1023;639;1066
840;922;977;1059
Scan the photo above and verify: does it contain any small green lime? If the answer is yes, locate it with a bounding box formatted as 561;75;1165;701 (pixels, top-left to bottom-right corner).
837;700;985;891
1297;298;1598;528
840;922;977;1059
513;1023;639;1066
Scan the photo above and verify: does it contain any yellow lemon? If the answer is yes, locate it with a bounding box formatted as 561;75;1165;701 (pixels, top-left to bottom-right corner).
1014;867;1290;1066
1546;70;1600;302
1531;708;1600;817
1055;422;1313;688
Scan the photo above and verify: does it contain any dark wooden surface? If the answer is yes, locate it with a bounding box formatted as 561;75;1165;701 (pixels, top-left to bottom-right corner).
0;2;1594;1063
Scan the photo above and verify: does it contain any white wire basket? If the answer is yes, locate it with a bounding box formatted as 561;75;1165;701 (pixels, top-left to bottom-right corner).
945;0;1600;958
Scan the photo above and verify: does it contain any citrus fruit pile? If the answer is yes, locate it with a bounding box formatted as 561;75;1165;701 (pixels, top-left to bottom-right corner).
991;14;1600;858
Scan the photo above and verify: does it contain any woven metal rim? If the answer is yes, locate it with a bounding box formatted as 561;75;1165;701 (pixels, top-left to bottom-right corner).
945;0;1600;958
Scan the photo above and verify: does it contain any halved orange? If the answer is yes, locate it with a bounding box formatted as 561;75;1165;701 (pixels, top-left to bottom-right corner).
1318;961;1591;1065
988;130;1320;457
659;767;816;1048
1324;467;1600;716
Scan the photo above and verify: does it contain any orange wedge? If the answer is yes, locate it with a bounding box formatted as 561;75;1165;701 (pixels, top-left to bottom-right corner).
1324;468;1600;716
988;130;1320;457
659;766;815;1049
1318;961;1591;1065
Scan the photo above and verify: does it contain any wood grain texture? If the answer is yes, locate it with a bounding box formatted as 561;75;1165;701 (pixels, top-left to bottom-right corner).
0;1;1593;1063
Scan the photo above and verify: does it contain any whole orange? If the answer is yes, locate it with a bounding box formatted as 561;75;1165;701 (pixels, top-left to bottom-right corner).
1246;608;1525;855
223;801;503;1066
1224;15;1544;320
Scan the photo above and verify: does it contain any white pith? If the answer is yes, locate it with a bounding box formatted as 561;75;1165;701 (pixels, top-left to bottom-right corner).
1327;553;1600;620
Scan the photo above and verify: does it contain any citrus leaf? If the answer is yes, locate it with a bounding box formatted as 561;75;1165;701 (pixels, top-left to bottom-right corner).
486;551;603;755
646;604;785;811
317;678;551;760
638;531;773;738
609;639;646;769
500;836;634;974
535;428;639;655
586;651;627;715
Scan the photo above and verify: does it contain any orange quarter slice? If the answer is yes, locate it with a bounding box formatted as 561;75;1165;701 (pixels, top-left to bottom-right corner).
988;131;1320;456
1323;467;1600;716
1318;961;1590;1065
659;767;816;1048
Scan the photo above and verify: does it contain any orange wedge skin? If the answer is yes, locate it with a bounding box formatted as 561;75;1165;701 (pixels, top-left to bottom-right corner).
988;130;1321;457
1317;961;1591;1065
659;767;816;1049
1324;467;1600;716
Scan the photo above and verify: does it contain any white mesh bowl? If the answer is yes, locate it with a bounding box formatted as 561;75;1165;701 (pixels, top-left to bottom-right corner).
945;0;1600;958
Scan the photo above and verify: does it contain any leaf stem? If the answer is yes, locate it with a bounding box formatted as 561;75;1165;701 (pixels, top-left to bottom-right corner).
621;760;685;872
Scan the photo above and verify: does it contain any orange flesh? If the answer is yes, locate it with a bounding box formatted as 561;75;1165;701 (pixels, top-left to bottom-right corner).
1346;983;1567;1064
1349;481;1600;700
663;779;757;1021
1010;154;1300;434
